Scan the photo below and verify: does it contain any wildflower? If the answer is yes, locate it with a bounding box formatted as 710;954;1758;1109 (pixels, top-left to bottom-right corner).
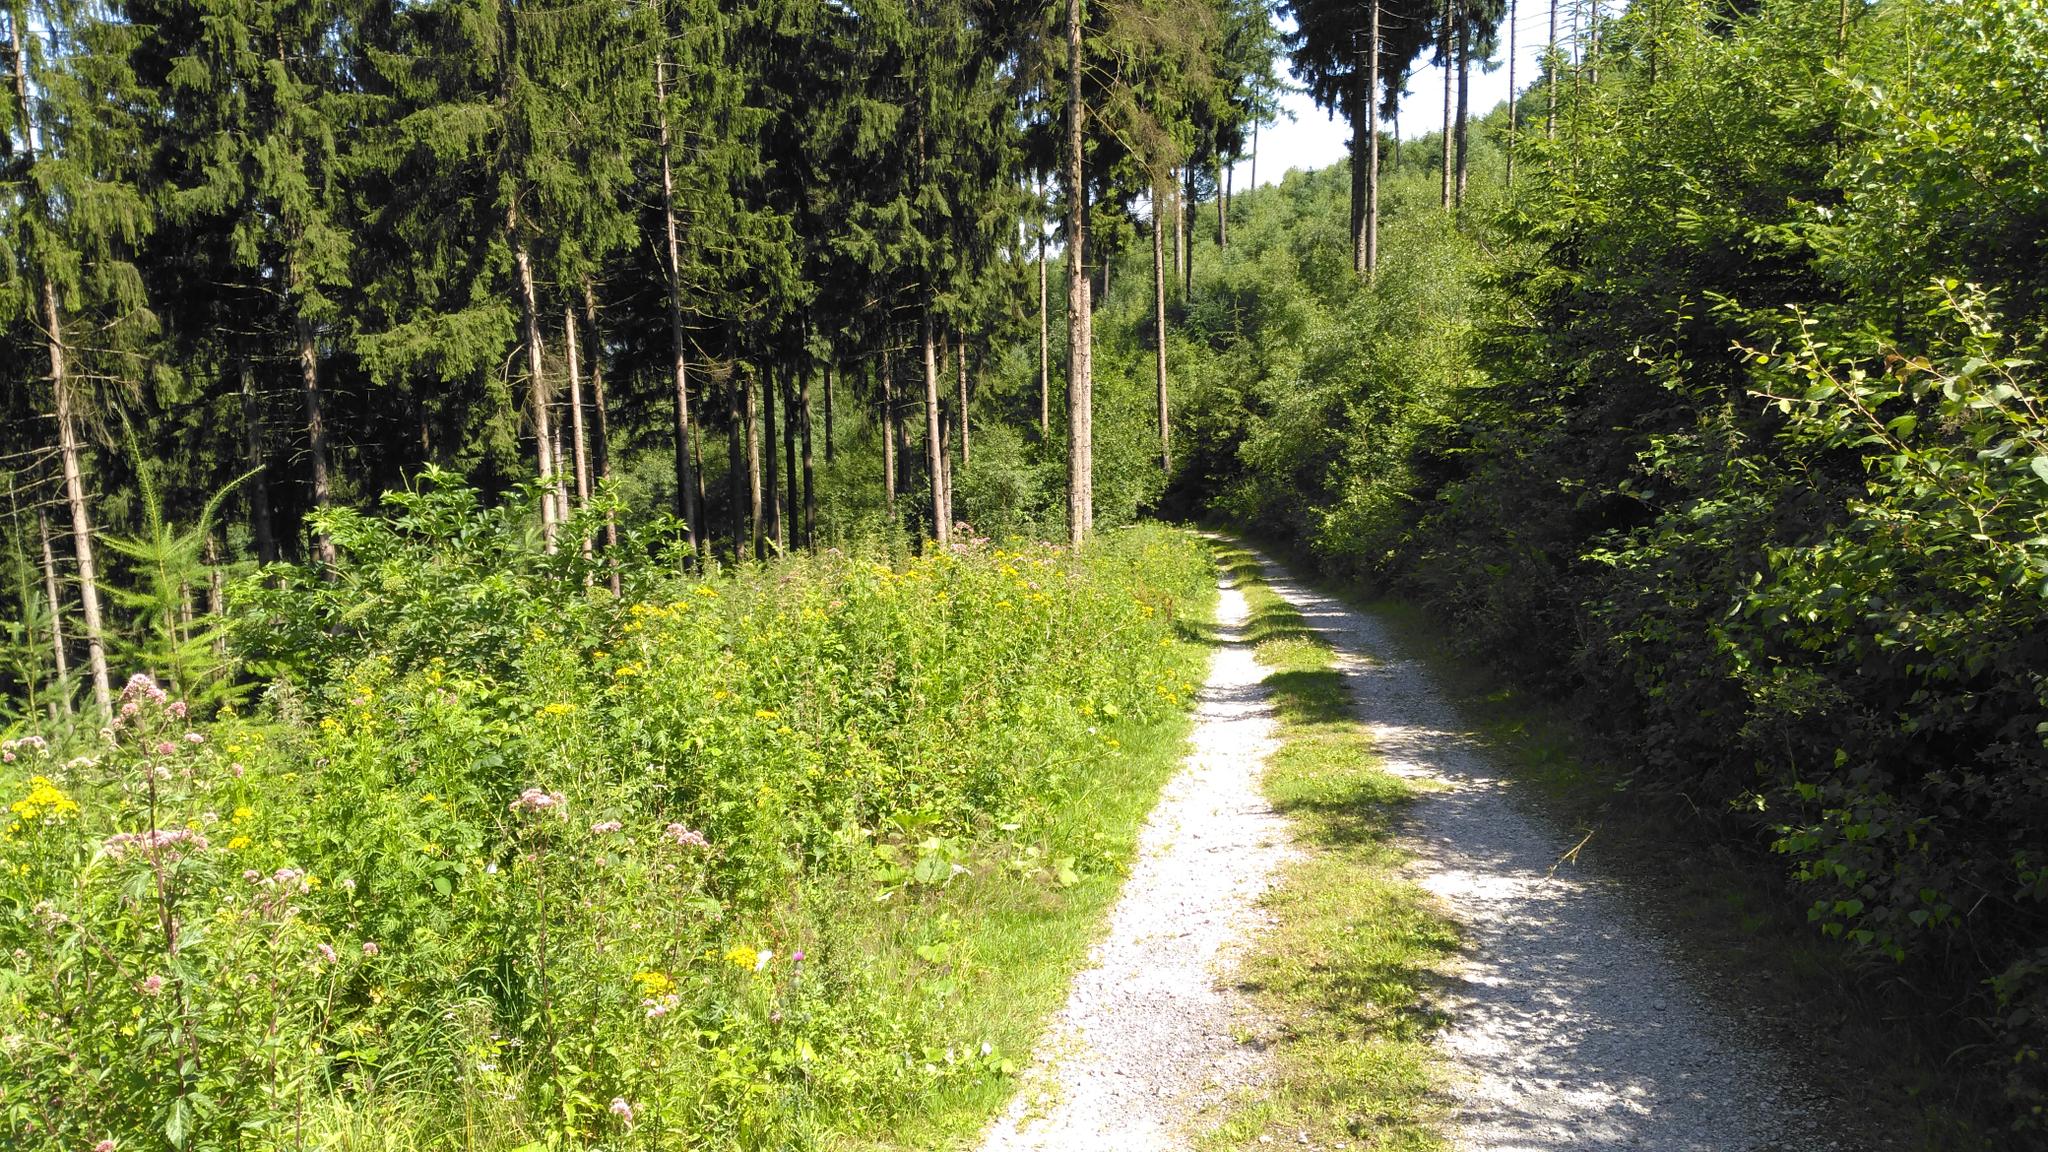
227;836;251;851
318;943;338;964
791;949;805;965
95;1140;116;1152
10;776;79;824
104;828;209;858
539;702;574;717
184;731;205;745
609;1098;634;1129
643;996;675;1020
362;941;380;958
591;820;623;835
632;970;676;996
663;823;708;849
167;701;187;720
724;945;759;970
243;870;261;883
139;974;164;996
120;702;139;718
153;741;177;756
754;949;774;972
508;787;568;819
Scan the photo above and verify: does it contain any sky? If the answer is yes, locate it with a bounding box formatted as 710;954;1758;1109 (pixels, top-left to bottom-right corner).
1232;4;1561;190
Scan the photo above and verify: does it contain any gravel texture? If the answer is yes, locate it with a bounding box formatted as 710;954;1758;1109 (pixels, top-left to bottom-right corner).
1253;553;1825;1152
977;575;1294;1152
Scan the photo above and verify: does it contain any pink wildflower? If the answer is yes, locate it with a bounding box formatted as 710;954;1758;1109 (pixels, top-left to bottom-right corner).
167;700;187;719
362;941;380;958
791;949;805;964
120;702;140;718
317;943;338;964
184;731;205;745
509;787;568;818
609;1098;634;1129
590;820;623;835
104;828;209;858
139;975;164;996
95;1140;116;1152
153;741;177;756
662;823;708;848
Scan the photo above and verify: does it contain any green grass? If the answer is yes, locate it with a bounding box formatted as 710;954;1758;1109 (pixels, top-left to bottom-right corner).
822;687;1213;1149
1196;543;1457;1151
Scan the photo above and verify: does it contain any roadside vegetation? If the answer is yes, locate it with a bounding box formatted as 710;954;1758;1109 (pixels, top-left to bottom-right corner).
0;492;1210;1150
1196;543;1455;1151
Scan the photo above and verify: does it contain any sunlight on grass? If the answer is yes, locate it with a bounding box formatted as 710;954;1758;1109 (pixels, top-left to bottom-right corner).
1199;543;1457;1152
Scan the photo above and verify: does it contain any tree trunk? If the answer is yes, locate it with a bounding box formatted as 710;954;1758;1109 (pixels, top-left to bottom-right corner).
881;345;898;513
823;362;835;464
800;366;816;549
763;363;781;552
1250;109;1258;192
36;507;71;716
727;377;746;560
1441;0;1454;212
582;282;621;593
47;282;112;720
1547;0;1559;139
563;308;591;511
955;332;970;467
1064;0;1093;547
296;313;338;567
1038;228;1050;436
922;313;950;546
1153;186;1170;472
783;368;798;550
1216;150;1227;249
746;372;764;560
239;361;277;565
656;59;701;558
510;225;556;551
1368;0;1382;277
1182;164;1195;297
1173;168;1185;280
1454;18;1471;208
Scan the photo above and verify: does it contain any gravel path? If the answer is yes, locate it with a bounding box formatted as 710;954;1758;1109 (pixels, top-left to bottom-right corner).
1253;553;1825;1152
977;574;1293;1152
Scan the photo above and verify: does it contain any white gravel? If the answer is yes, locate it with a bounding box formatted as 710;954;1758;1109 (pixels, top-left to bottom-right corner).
977;548;1823;1152
977;574;1294;1152
1253;553;1825;1152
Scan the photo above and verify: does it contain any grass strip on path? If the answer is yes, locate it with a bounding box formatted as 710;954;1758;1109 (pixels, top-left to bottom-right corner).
1198;542;1458;1152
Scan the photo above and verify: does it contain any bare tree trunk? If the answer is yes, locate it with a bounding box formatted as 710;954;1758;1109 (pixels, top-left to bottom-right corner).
1441;0;1454;212
823;362;835;464
47;283;112;720
746;372;764;560
881;345;899;514
239;361;277;565
563;308;591;512
656;59;701;558
1065;0;1093;548
1455;18;1471;208
1153;186;1170;472
955;332;970;467
800;366;816;549
582;282;621;593
1038;228;1050;436
1182;164;1195;298
510;222;557;552
727;378;746;560
36;507;71;716
1174;168;1185;280
1250;105;1258;191
1368;0;1382;278
1216;150;1227;249
296;313;338;567
1547;0;1559;138
922;314;950;546
783;369;798;550
763;364;781;552
204;536;225;660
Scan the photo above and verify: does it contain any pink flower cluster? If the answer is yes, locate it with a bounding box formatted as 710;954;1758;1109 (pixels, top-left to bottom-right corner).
662;823;708;848
509;787;568;819
643;993;679;1020
1;734;48;763
590;820;624;835
103;827;209;859
609;1097;635;1129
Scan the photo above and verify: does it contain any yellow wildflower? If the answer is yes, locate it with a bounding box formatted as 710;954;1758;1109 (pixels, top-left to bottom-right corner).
632;970;676;996
10;776;79;823
724;945;759;970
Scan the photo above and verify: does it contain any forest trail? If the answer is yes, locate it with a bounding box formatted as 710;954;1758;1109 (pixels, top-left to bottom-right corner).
1252;553;1829;1152
977;570;1293;1152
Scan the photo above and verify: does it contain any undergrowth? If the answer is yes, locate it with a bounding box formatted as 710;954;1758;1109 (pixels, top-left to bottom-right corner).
0;477;1213;1151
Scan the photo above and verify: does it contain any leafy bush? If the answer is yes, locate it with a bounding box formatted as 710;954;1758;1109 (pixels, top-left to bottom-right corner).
0;478;1210;1149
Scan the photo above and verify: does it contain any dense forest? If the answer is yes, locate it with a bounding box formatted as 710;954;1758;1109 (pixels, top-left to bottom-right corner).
5;0;2048;1144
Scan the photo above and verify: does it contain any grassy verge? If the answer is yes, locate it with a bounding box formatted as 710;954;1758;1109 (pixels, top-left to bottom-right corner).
1196;542;1458;1152
832;632;1214;1149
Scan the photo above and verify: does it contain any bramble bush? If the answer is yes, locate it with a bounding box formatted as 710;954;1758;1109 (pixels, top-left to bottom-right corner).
0;475;1211;1149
